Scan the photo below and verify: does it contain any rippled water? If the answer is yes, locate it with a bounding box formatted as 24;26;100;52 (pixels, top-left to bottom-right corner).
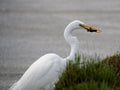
0;0;120;89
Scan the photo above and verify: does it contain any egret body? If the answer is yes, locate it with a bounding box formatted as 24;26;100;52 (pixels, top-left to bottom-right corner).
9;20;101;90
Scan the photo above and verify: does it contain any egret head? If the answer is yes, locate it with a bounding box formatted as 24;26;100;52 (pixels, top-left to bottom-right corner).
69;20;101;33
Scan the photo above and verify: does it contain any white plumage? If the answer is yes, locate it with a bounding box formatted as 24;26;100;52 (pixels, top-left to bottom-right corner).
9;20;100;90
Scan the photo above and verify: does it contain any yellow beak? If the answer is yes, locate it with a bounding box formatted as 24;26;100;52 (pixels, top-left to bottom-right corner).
80;24;101;33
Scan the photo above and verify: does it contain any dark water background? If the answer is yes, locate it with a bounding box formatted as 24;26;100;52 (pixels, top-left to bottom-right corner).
0;0;120;89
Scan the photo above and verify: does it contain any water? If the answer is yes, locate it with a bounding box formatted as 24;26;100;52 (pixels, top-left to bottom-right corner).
0;0;120;89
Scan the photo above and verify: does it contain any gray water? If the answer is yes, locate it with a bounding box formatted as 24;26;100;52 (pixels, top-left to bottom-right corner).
0;0;120;89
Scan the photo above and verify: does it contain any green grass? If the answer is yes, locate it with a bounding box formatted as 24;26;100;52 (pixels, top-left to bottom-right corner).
54;53;120;90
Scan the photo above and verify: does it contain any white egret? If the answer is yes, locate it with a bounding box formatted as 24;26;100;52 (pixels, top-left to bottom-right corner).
9;20;101;90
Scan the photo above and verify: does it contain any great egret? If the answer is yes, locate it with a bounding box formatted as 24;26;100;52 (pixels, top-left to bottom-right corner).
9;20;101;90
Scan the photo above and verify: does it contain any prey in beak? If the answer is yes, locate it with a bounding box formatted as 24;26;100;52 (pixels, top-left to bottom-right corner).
80;24;101;33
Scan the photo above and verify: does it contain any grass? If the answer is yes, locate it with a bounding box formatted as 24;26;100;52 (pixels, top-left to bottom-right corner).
54;53;120;90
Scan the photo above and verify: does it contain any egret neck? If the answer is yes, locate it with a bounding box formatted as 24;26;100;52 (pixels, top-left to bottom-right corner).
64;22;81;60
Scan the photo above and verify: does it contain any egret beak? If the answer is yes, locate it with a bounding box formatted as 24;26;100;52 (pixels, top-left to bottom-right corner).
80;24;101;33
